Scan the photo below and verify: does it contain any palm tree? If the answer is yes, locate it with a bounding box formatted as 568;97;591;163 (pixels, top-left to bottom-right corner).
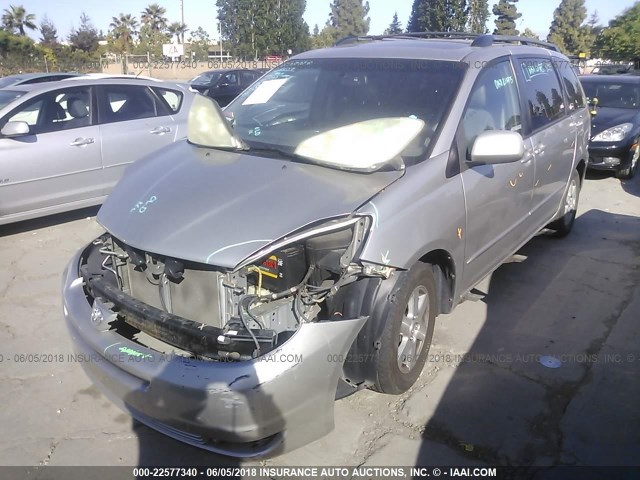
2;5;37;36
167;21;188;43
110;13;139;45
141;3;167;32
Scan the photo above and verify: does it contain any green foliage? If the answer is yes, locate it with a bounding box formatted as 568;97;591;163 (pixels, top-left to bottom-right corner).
68;13;99;53
593;4;640;61
407;0;468;33
187;26;211;61
522;27;540;39
2;4;37;36
141;3;167;32
39;15;58;47
109;13;139;54
384;12;403;34
467;0;489;33
166;21;188;43
217;0;310;58
492;0;521;35
329;0;370;39
311;24;336;49
547;0;592;55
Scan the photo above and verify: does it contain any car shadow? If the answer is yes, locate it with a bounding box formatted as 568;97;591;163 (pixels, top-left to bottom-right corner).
0;206;100;237
412;208;640;470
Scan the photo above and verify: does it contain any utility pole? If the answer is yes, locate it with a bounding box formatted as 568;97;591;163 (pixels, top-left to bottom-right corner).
180;0;185;43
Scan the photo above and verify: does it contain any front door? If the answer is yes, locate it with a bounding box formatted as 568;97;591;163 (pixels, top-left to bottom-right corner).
459;59;535;290
0;86;102;220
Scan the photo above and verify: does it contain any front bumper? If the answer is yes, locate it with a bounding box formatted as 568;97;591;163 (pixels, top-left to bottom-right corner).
588;140;636;171
62;247;367;457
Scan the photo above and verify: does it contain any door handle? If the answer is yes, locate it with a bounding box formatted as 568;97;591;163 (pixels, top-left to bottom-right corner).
521;151;534;163
70;137;95;147
150;126;171;135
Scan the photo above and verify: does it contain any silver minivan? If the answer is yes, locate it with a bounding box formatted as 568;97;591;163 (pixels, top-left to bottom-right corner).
62;34;590;456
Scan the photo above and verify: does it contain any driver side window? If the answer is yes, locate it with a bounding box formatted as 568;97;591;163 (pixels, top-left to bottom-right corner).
462;61;522;159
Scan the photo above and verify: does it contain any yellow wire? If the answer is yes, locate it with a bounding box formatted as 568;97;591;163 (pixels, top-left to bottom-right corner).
247;266;263;295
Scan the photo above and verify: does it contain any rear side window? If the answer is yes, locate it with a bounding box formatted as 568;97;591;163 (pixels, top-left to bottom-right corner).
152;87;183;113
99;85;157;123
518;58;566;132
558;62;586;111
461;60;522;158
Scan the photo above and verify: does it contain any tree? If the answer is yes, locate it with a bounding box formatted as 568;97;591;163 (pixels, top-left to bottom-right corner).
39;15;58;47
311;23;336;49
595;3;640;61
68;13;99;53
110;13;139;46
493;0;521;35
141;3;167;32
188;26;210;60
328;0;370;39
167;21;188;43
407;0;467;33
547;0;592;55
467;0;489;33
522;27;540;40
217;0;309;58
2;5;37;36
384;12;403;34
133;23;169;56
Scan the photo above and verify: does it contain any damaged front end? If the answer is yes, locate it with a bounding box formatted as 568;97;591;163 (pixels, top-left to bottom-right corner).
82;215;390;361
66;214;393;455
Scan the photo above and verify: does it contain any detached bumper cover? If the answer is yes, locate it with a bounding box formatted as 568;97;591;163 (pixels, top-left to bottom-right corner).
62;247;367;457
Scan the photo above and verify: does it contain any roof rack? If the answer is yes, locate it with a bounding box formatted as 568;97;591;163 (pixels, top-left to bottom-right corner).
334;32;559;52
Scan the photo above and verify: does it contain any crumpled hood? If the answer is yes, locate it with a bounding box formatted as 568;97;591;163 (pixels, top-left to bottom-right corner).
590;107;640;137
98;141;402;268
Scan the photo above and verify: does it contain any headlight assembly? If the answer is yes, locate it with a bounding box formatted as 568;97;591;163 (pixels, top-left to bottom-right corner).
592;123;633;142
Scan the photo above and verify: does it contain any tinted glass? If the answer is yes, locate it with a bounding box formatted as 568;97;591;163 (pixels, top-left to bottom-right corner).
581;81;640;109
462;61;522;157
518;58;566;131
190;71;221;85
152;87;183;113
2;87;92;134
100;85;157;123
0;90;25;109
224;58;466;158
559;64;586;111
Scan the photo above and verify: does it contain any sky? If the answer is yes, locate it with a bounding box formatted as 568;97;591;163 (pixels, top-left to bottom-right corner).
13;0;640;43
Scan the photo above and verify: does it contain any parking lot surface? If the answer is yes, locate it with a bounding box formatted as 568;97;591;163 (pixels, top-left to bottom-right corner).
0;172;639;469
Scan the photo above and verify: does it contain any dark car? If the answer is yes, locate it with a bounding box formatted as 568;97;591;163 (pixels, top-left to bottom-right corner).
0;72;80;89
188;69;262;107
580;75;640;178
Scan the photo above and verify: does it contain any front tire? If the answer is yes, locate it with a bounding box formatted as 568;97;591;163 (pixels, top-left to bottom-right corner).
615;143;639;179
548;168;581;238
372;263;438;394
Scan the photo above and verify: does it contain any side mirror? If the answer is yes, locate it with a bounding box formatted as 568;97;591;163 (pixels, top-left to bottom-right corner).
469;130;524;164
1;121;30;138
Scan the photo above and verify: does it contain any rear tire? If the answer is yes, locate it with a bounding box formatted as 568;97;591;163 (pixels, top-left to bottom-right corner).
548;168;581;238
372;263;438;394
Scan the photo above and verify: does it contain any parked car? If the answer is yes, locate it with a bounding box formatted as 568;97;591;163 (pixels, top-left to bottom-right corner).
590;63;633;75
63;33;589;457
0;72;80;88
0;79;194;225
188;68;263;106
580;75;640;179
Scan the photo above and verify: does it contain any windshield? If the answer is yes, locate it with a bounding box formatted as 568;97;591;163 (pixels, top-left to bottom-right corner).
0;90;25;109
223;58;466;165
582;81;640;109
190;72;221;85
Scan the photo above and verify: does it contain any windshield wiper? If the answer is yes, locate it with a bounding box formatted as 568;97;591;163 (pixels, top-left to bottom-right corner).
245;146;307;162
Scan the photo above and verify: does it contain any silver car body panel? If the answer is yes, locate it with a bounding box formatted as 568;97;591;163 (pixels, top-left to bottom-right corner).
63;248;367;456
0;79;194;225
96;141;403;268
